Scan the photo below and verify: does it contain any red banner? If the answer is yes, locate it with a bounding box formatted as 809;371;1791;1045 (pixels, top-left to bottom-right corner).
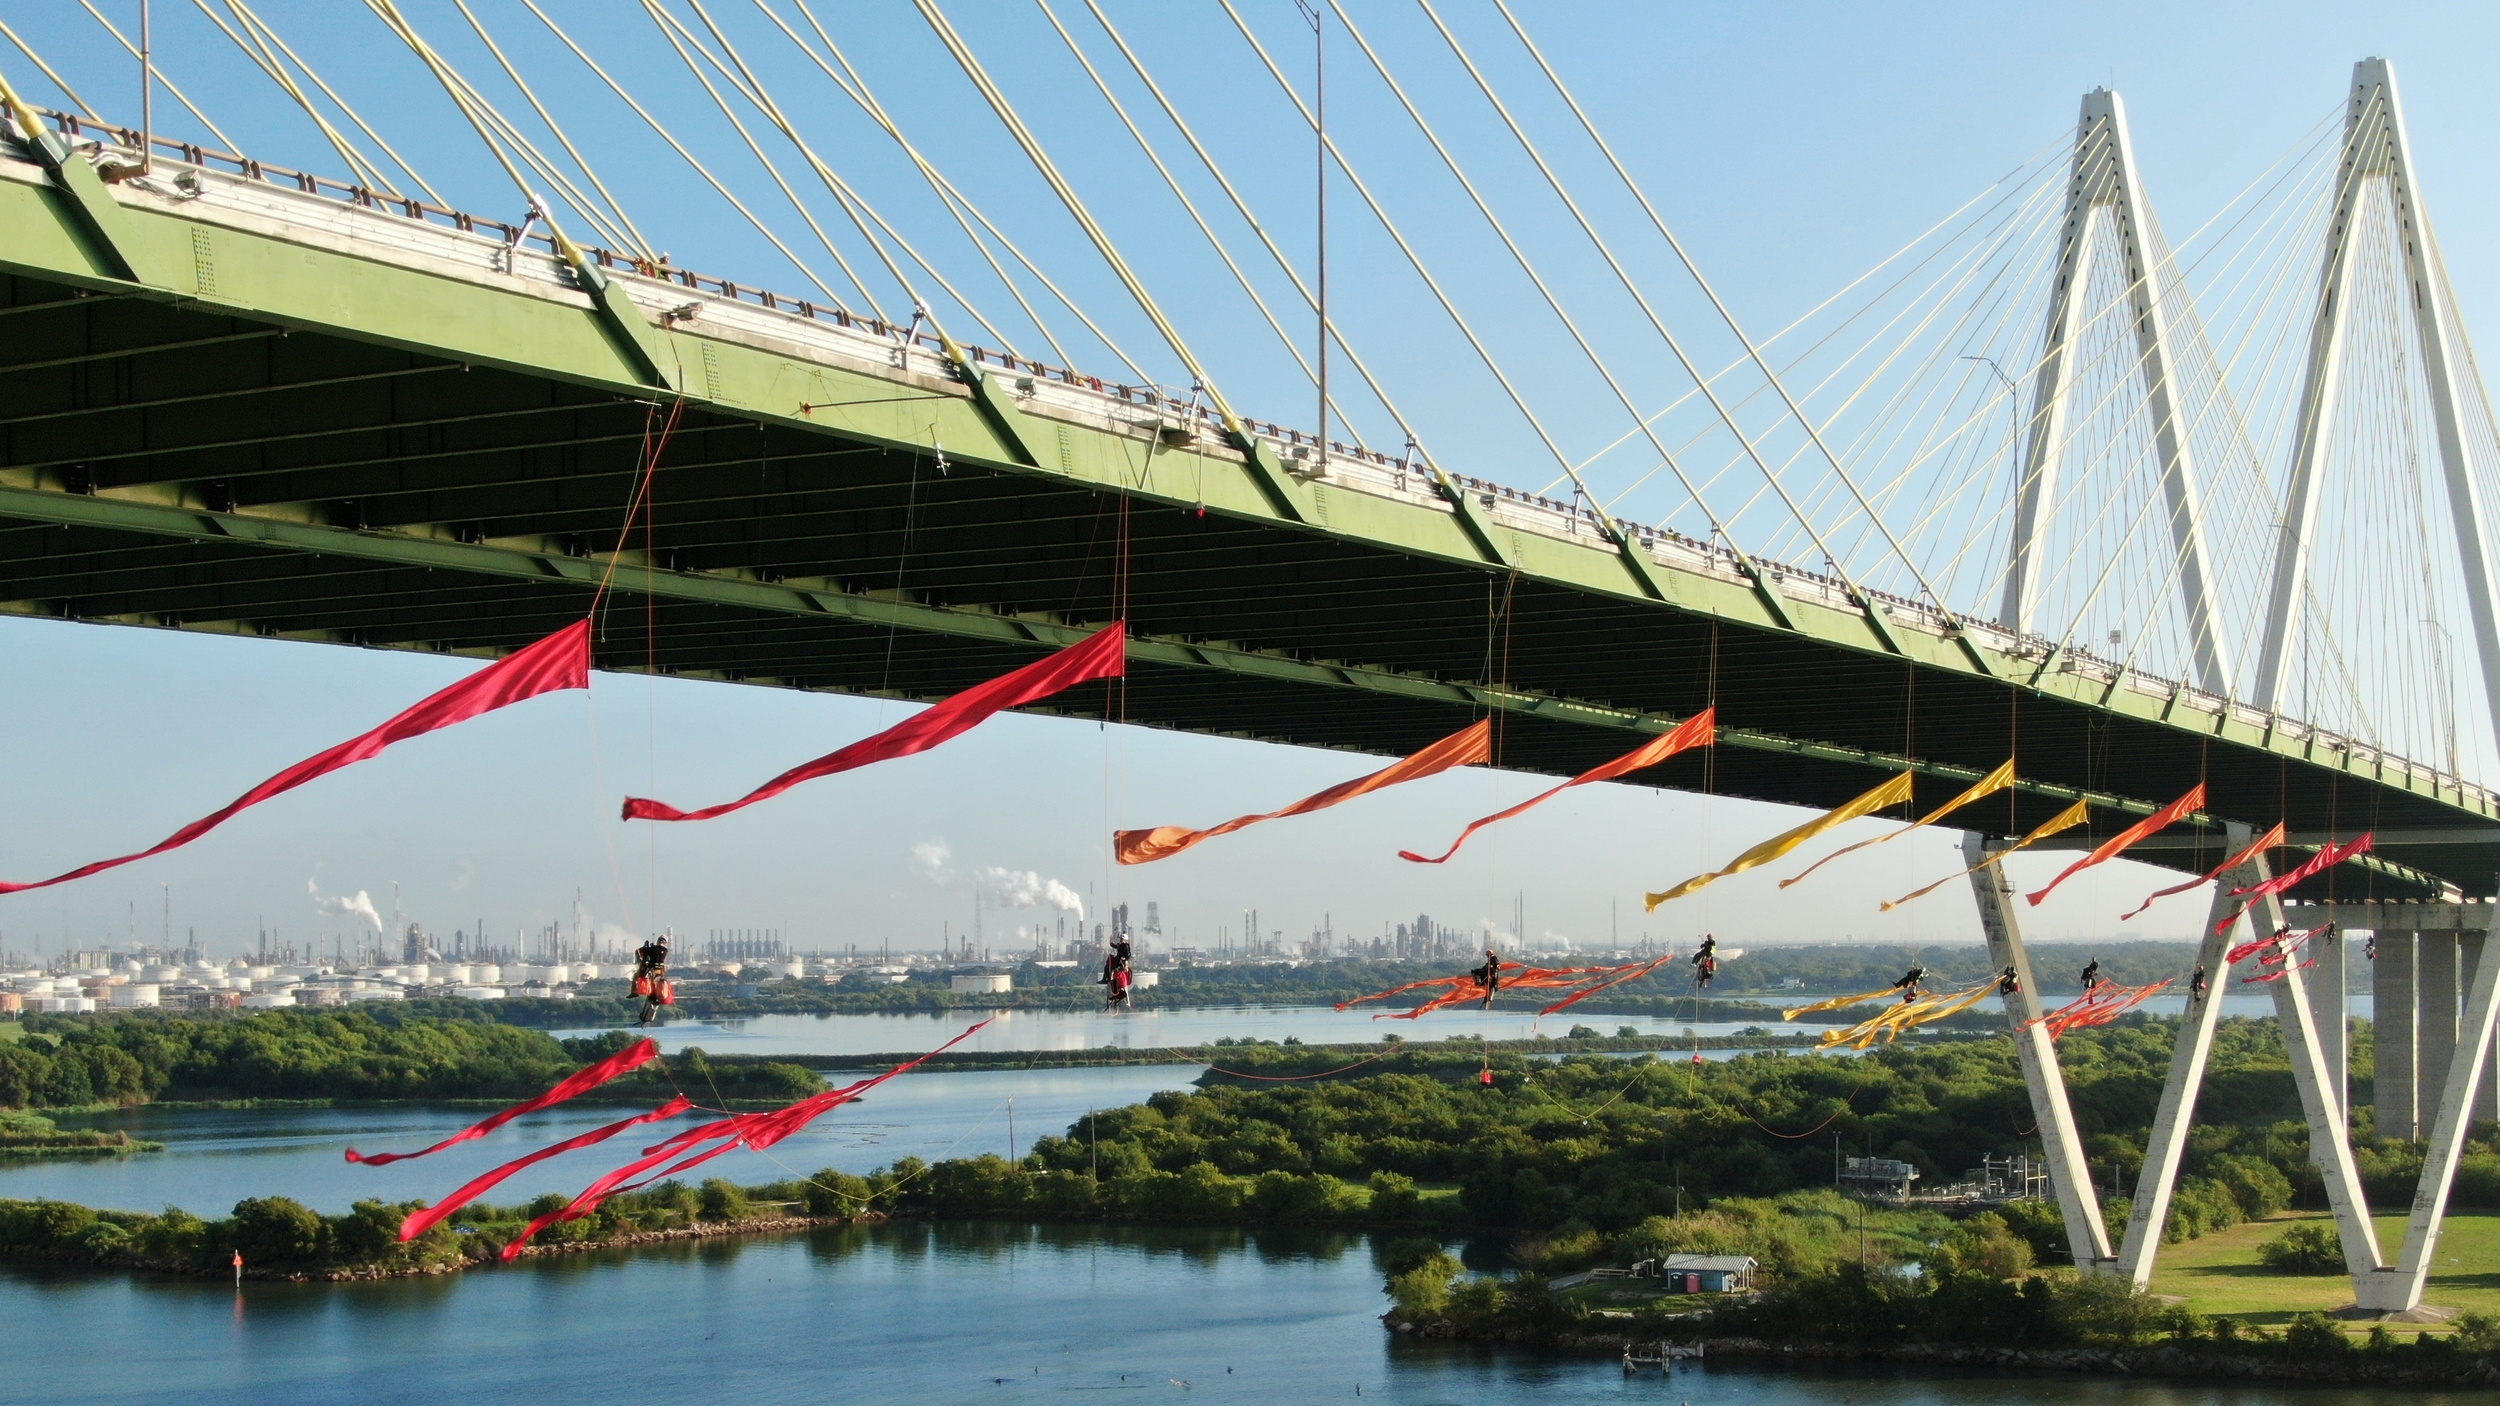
395;1097;691;1241
498;1019;992;1260
1118;721;1491;865
1399;708;1714;865
348;1036;659;1165
1;622;590;894
2119;821;2284;921
623;626;1126;823
2214;834;2373;933
2026;784;2205;907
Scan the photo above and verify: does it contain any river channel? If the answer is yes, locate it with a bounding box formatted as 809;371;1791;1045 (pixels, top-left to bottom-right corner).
1;1219;2465;1406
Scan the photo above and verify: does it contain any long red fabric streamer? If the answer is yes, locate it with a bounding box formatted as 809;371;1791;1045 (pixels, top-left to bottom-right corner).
622;626;1126;823
347;1035;660;1164
1399;708;1714;864
498;1019;993;1260
2026;783;2205;907
1336;956;1676;1020
2226;923;2331;966
2029;980;2172;1039
394;1097;692;1241
2119;821;2284;921
1118;720;1492;865
2213;833;2373;932
0;621;591;894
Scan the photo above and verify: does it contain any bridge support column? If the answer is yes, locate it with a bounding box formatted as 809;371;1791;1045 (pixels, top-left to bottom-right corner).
2363;919;2500;1313
1963;833;2114;1272
2315;925;2350;1122
2466;934;2500;1125
2419;933;2461;1126
2115;824;2257;1286
2253;886;2387;1300
2379;933;2420;1140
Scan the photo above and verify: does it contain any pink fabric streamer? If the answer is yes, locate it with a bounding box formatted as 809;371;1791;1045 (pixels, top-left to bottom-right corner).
499;1019;994;1260
2214;834;2373;933
2;622;590;894
623;627;1125;823
394;1097;691;1242
346;1036;658;1165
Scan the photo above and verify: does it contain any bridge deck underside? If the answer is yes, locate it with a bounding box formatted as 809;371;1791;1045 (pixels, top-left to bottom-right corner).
2;272;2492;898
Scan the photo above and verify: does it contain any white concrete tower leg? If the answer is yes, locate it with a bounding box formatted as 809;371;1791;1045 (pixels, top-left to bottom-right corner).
2115;823;2255;1286
2364;910;2500;1314
1998;96;2109;638
2467;933;2500;1125
2313;926;2349;1124
1963;832;2114;1271
2250;887;2386;1295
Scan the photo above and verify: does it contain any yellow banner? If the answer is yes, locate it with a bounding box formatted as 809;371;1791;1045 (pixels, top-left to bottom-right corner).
1645;771;1916;911
1880;798;2090;912
1779;759;2016;889
1781;984;1903;1021
1817;977;2001;1049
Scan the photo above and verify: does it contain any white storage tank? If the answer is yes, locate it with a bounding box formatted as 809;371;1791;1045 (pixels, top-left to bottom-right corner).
145;966;185;984
439;965;473;985
239;993;293;1009
345;988;405;1002
470;965;501;985
109;984;160;1008
293;988;343;1006
400;964;430;982
456;986;506;1000
1131;970;1161;990
949;972;1012;994
776;960;805;979
571;963;602;982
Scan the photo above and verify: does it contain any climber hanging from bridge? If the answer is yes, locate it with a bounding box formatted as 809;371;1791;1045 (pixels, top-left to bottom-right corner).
1471;948;1504;1008
1997;965;2021;997
1690;934;1718;991
1101;935;1135;1010
1890;963;1928;1003
631;934;673;1027
2078;957;2102;990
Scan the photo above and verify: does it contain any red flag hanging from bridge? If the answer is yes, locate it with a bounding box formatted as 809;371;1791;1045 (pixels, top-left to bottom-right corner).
2119;821;2284;921
346;1035;659;1165
2025;783;2205;907
0;621;590;896
1119;720;1491;865
2214;834;2373;932
497;1019;992;1260
393;1097;693;1242
622;625;1126;823
1398;708;1713;865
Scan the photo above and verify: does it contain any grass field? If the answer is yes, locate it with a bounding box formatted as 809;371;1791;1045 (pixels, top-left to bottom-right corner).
2148;1209;2500;1330
0;1020;20;1043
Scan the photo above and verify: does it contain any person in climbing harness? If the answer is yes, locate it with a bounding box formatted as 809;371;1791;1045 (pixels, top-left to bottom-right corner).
2079;957;2102;990
1691;934;1719;991
1996;964;2020;996
2364;933;2379;962
1472;948;1503;1009
630;934;672;1027
1890;963;1927;1003
1101;936;1134;1009
2188;965;2209;1006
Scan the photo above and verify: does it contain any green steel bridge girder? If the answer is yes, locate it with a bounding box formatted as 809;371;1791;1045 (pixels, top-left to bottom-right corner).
4;141;2499;894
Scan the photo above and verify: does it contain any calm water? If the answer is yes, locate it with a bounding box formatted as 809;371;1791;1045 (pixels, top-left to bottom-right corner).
557;994;2356;1060
0;1220;2463;1406
9;1065;1190;1215
574;1004;1815;1057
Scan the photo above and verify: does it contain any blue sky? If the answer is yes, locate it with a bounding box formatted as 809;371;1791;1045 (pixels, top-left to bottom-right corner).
4;2;2493;960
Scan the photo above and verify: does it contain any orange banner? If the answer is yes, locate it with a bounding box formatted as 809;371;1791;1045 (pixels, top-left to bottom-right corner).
1400;708;1714;865
1117;721;1492;865
2118;820;2284;921
2027;784;2205;907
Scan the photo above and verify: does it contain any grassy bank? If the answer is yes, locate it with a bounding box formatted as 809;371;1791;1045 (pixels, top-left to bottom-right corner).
0;1111;162;1158
2150;1210;2500;1326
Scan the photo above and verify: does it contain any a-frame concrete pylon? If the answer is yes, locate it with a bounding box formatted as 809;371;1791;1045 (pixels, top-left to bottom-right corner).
2000;89;2232;695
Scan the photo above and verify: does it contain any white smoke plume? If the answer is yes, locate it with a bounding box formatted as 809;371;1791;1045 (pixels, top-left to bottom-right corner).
307;879;383;933
911;840;955;883
975;866;1084;921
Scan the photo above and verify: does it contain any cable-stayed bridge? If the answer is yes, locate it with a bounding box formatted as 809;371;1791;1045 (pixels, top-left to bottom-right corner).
1;5;2496;1314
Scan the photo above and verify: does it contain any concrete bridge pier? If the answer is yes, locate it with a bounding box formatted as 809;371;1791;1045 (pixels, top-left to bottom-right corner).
2378;932;2419;1140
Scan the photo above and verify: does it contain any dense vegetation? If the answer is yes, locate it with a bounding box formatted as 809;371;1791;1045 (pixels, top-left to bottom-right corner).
0;1110;161;1157
0;1011;816;1110
890;1021;2498;1242
0;1167;886;1277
